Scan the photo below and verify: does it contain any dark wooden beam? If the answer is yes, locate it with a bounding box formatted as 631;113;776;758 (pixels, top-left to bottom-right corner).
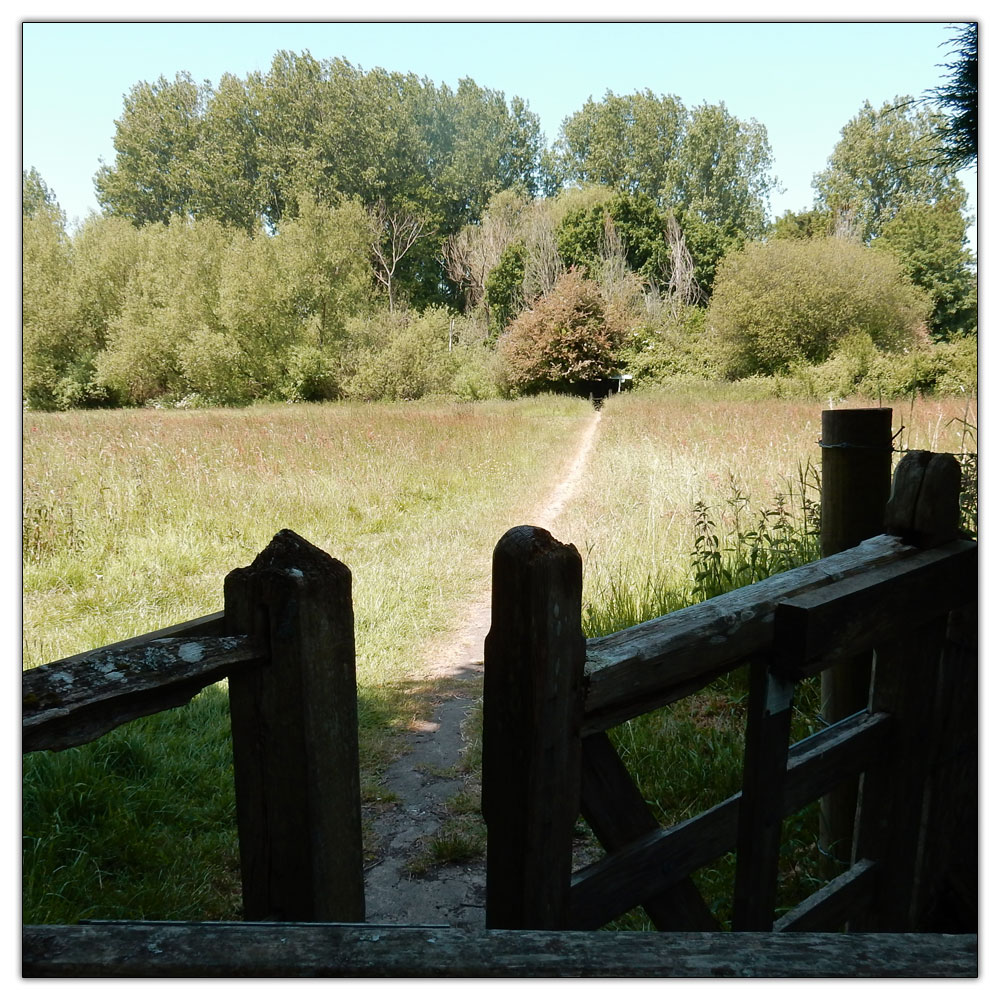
225;529;363;923
774;859;878;932
580;731;718;930
569;711;890;930
22;923;977;977
583;534;911;733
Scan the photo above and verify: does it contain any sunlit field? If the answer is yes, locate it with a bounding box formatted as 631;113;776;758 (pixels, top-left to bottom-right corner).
23;396;594;674
554;387;976;624
22;394;596;923
22;388;975;925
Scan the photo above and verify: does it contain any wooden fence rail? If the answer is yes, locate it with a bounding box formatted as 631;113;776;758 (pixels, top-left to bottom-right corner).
23;923;976;977
22;409;977;976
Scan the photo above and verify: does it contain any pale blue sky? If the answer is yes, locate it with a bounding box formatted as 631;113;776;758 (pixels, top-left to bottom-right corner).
21;18;977;240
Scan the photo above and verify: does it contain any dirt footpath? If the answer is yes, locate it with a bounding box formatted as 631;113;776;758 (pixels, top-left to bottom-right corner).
361;410;601;928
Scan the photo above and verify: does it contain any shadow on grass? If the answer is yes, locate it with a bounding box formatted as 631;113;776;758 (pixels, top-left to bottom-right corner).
22;670;470;926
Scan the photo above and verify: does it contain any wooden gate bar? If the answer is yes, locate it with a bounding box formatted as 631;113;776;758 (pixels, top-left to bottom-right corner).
580;731;718;930
773;539;976;680
582;533;911;734
569;710;890;930
774;858;878;932
23;634;265;752
22;923;977;977
732;661;795;930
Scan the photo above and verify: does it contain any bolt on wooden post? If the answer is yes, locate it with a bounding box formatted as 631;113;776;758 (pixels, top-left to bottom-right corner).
224;529;364;922
482;525;586;930
819;408;893;865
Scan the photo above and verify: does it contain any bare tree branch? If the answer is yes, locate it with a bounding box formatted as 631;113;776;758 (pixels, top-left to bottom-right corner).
369;201;433;312
664;212;703;314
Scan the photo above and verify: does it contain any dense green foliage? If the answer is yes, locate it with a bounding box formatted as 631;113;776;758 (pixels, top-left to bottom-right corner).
556;191;673;285
872;197;977;341
94;56;546;231
926;22;977;170
92;55;548;309
777;80;976;346
556;91;776;241
23;28;975;410
707;237;930;378
812;97;966;245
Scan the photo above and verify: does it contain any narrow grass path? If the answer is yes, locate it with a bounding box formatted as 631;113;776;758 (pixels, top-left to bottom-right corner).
362;408;603;928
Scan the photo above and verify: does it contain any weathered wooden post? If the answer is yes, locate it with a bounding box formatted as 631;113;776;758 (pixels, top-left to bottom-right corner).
852;451;970;931
224;529;364;922
819;407;893;864
482;525;586;929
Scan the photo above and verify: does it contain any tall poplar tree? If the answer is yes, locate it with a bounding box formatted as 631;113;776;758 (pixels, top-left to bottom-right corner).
812;98;965;244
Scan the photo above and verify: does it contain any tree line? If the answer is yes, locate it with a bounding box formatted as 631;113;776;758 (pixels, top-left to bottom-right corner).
23;27;977;410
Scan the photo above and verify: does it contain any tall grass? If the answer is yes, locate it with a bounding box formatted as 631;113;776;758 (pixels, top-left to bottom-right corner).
23;395;595;923
23;397;593;673
560;389;974;627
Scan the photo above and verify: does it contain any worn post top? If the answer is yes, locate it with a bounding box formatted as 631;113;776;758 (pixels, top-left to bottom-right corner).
492;523;577;560
235;528;352;584
884;450;963;548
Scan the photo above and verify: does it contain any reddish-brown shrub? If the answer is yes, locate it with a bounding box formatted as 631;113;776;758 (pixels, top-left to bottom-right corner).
499;270;627;393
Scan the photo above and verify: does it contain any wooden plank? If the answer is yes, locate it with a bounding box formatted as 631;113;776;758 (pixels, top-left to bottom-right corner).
21;923;977;977
225;529;363;923
773;540;976;680
580;732;718;930
781;710;891;808
482;525;585;930
732;663;795;930
22;634;264;752
851;619;948;931
568;711;890;930
24;612;228;669
570;794;739;930
583;534;913;733
774;859;878;932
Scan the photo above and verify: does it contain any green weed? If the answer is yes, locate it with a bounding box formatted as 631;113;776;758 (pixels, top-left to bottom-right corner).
690;464;821;602
406;814;487;876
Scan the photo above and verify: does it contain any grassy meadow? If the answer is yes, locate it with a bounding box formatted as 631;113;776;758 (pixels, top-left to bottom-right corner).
22;388;976;925
557;387;976;618
23;396;595;671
